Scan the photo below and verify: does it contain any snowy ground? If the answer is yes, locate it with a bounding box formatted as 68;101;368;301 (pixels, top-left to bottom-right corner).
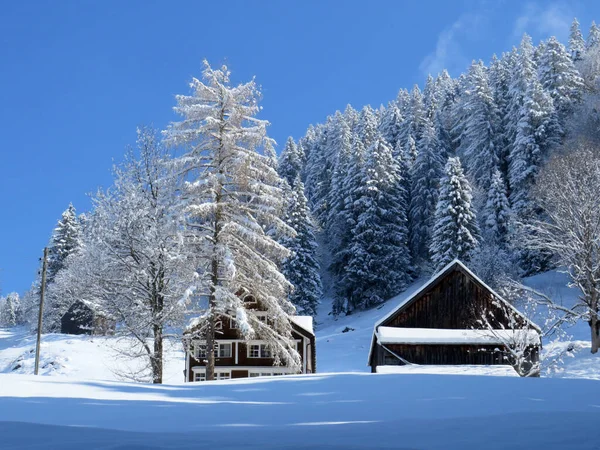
2;372;600;449
1;270;600;448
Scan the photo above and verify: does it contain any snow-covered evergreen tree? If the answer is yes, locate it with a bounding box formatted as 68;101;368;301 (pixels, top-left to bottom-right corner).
0;293;21;327
409;116;445;264
378;101;403;150
430;157;479;270
281;177;322;317
505;35;537;160
331;133;366;314
341;138;411;311
398;85;426;156
164;61;300;380
41;203;83;331
569;18;585;61
356;105;379;149
587;21;600;51
47;204;81;284
509;76;561;214
482;169;511;245
278;137;304;186
538;36;583;117
457;60;501;189
303;123;332;225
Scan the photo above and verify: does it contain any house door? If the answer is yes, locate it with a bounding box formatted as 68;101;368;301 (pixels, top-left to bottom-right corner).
231;370;248;379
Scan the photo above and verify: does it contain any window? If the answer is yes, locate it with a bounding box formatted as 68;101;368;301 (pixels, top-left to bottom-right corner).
193;371;230;382
248;344;271;358
216;343;232;358
194;372;206;382
230;318;238;329
194;343;207;359
249;372;261;377
194;342;231;359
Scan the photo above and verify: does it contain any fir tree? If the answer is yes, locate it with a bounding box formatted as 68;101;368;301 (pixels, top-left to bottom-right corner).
509;77;561;214
569;18;585;61
331;134;366;314
47;203;82;284
409;116;445;264
342;138;411;311
278;137;304;186
457;60;501;189
587;21;600;51
282;177;322;317
482;169;511;245
378;101;403;150
430;157;479;270
538;36;584;117
505;35;537;160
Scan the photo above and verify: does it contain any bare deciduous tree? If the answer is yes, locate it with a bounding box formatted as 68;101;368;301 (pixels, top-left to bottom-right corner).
524;145;600;353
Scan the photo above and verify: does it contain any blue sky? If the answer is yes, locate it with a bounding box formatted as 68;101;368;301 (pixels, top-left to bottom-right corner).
1;0;599;294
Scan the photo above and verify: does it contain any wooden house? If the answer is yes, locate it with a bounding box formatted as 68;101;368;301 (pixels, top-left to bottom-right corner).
368;260;542;377
183;301;316;382
60;300;115;336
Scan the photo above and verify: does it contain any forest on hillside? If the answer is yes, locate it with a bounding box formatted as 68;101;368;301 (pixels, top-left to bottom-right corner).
1;18;600;382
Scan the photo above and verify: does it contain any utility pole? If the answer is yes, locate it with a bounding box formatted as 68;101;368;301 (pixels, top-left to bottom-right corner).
34;247;48;376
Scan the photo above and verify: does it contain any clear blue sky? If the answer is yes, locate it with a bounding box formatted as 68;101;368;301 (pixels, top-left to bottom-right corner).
1;0;599;294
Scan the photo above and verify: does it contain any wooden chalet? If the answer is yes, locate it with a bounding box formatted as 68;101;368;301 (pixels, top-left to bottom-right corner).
368;260;542;377
60;300;115;336
184;299;316;382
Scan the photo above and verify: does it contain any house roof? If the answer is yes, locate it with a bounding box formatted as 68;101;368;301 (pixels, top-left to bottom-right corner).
367;259;542;365
291;316;314;336
376;326;542;346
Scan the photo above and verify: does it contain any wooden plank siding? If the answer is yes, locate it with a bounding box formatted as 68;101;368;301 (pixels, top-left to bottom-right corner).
185;314;315;381
385;268;521;330
370;261;541;376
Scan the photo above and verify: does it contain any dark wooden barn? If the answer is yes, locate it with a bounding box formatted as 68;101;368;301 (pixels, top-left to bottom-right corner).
368;260;542;377
60;300;115;336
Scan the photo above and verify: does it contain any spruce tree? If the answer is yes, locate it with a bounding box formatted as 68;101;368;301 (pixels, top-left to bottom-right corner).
378;101;403;150
409;116;445;264
482;169;511;245
331;134;366;314
47;203;82;284
570;18;585;61
538;36;584;117
342;138;411;311
457;60;501;189
587;21;600;51
430;157;479;270
282;177;322;317
278;137;304;186
509;77;561;214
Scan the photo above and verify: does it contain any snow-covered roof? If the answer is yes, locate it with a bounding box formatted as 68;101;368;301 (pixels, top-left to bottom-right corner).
375;364;519;377
367;259;542;365
291;316;314;335
376;327;541;346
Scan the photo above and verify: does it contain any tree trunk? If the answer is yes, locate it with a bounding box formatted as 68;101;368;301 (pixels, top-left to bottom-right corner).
591;291;599;354
205;307;216;380
152;322;163;383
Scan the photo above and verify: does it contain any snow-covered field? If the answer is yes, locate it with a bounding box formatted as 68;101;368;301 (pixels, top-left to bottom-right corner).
1;372;600;449
1;270;599;448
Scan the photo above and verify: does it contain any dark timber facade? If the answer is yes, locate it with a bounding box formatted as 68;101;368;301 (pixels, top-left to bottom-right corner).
184;311;316;382
368;260;542;376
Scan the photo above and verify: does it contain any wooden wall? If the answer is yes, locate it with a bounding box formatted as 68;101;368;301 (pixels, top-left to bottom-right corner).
385;268;523;330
